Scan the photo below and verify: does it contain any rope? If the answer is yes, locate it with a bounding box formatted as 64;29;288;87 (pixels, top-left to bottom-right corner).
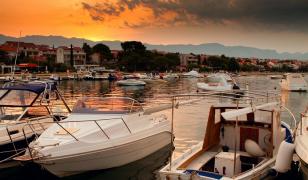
0;149;26;164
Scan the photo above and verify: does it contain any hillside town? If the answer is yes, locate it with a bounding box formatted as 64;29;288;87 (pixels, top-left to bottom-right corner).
0;40;307;73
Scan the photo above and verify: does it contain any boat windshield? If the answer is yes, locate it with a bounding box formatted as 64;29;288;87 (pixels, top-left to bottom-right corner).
72;97;143;114
0;89;38;107
0;105;50;122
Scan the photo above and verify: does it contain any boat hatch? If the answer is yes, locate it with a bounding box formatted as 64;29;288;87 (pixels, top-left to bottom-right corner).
72;97;143;114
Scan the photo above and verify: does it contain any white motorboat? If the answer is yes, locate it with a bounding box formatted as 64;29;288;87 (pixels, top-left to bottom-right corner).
280;73;308;92
117;79;146;86
270;75;283;79
17;97;171;177
163;73;179;80
295;108;308;179
49;74;61;81
159;91;295;179
181;70;202;78
197;73;238;91
0;81;70;168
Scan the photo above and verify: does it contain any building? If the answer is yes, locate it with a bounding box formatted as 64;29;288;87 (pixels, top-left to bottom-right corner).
56;46;86;66
179;54;199;71
2;41;39;57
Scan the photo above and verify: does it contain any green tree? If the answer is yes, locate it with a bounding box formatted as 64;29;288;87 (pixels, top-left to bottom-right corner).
0;50;11;64
227;58;240;72
121;41;146;54
92;43;112;65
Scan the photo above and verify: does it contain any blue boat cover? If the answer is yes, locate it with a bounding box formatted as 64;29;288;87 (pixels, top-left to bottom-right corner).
281;123;293;143
1;82;56;94
184;169;223;179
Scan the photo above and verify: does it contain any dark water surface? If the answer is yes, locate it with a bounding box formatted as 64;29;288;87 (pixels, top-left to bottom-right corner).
1;75;307;179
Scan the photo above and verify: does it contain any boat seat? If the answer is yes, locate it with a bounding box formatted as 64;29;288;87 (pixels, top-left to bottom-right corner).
185;151;218;170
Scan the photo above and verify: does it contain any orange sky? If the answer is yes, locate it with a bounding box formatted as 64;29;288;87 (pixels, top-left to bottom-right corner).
1;0;308;53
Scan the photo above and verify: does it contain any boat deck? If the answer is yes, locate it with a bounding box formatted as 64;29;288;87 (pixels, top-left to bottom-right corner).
186;151;217;170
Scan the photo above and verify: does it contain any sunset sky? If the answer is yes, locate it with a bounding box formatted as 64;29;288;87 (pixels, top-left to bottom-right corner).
1;0;308;53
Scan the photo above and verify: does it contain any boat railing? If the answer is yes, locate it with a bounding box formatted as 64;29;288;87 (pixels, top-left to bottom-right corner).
298;110;308;136
170;90;280;105
0;115;53;163
20;115;134;142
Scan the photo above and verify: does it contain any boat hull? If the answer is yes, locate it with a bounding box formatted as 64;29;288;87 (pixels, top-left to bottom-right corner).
37;131;171;177
0;135;35;168
197;83;232;91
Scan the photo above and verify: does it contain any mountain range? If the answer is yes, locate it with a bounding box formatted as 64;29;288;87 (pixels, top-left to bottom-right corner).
1;34;308;60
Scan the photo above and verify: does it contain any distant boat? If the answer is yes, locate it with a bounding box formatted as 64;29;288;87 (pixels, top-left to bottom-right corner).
181;70;202;78
270;75;283;79
16;97;171;177
162;73;179;80
117;79;146;86
280;73;308;91
49;74;61;81
197;73;238;91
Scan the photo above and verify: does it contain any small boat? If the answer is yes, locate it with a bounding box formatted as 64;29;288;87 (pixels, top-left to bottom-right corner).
280;73;308;92
295;107;308;179
163;73;179;80
270;75;282;79
0;81;70;168
197;73;238;91
159;92;295;179
181;70;202;78
17;97;171;177
49;74;61;81
117;79;146;86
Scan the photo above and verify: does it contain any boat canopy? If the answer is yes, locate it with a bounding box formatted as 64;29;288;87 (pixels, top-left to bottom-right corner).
1;83;56;94
0;82;57;107
72;97;143;114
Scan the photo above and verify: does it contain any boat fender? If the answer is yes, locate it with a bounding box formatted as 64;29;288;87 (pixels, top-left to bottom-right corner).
244;139;266;157
273;141;295;173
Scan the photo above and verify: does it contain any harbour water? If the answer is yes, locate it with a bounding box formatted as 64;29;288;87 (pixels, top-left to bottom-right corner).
0;75;307;180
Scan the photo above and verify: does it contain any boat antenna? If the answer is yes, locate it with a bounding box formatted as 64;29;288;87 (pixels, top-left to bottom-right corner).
12;31;21;78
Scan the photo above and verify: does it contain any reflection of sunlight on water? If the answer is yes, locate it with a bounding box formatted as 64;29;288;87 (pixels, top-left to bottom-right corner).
57;76;308;160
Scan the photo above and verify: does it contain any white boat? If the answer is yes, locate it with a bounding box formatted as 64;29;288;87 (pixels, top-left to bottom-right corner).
181;70;202;78
280;73;308;92
17;97;171;177
197;73;238;91
117;79;146;86
49;74;61;81
159;92;295;180
295;108;308;179
0;81;70;168
163;73;179;80
270;75;283;79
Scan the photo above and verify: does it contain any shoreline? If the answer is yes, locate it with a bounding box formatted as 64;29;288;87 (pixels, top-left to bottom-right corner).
0;71;306;78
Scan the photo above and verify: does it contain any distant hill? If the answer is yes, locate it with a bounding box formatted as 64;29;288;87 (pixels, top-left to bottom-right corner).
1;34;308;60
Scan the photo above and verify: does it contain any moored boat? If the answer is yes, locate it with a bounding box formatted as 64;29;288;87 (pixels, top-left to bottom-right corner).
0;81;70;168
159;91;295;179
197;73;238;91
295;107;308;179
181;70;202;78
280;73;308;92
16;97;171;177
117;79;146;86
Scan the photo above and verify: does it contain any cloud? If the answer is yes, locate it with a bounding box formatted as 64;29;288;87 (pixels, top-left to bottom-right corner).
81;0;308;31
